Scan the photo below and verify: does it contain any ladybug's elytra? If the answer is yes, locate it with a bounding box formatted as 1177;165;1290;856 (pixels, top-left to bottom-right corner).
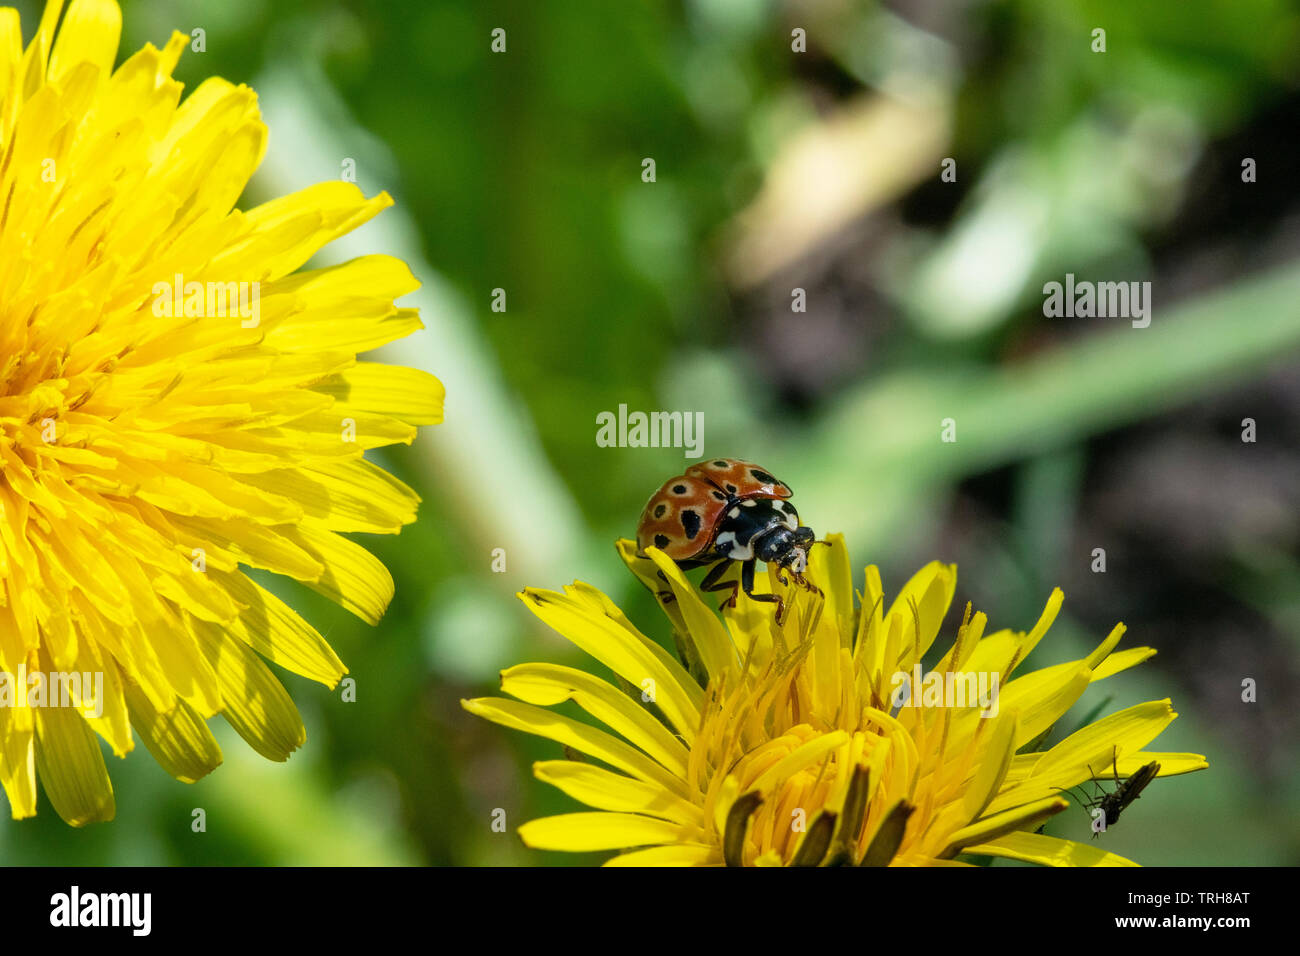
635;458;821;620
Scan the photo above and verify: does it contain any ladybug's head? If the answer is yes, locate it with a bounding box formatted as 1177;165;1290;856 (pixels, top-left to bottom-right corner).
755;524;817;574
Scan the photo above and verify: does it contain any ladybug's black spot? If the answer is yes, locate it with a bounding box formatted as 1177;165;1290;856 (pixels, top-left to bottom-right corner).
654;504;667;518
672;484;687;494
654;534;670;549
712;460;728;468
680;509;701;540
711;490;726;500
725;483;737;493
751;469;779;486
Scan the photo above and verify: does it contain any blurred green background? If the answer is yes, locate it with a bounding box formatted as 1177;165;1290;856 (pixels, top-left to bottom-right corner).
3;0;1299;865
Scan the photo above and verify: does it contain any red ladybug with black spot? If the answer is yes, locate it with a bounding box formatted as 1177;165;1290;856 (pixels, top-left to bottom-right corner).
635;458;820;619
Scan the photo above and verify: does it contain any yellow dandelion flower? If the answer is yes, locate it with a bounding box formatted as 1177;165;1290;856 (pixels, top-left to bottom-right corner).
0;0;442;825
465;536;1207;866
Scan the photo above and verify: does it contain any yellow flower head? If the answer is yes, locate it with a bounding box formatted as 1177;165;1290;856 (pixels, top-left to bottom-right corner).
465;536;1207;866
0;0;441;824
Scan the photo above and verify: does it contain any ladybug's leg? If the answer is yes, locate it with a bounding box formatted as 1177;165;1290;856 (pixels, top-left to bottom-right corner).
651;559;707;607
700;559;739;610
739;559;785;622
652;568;679;607
792;570;823;598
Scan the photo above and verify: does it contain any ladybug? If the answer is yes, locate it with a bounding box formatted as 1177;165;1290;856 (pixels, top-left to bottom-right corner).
635;458;820;621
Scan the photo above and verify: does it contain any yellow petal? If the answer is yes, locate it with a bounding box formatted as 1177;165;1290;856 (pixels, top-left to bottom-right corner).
961;712;1018;821
963;590;1063;677
603;844;719;866
645;548;737;680
192;619;305;761
74;641;133;758
533;761;701;824
314;363;444;426
287;521;394;625
1115;752;1207;776
812;532;854;639
501;664;690;779
214;183;392;281
0;703;37;819
239;459;420;534
988;700;1182;813
34;704;115;826
750;730;849;796
945;795;1067;856
0;10;22;120
886;560;956;669
47;0;120;82
615;538;696;651
462;696;689;797
966;831;1139;867
1092;646;1156;680
271;253;419;303
518;586;702;744
518;812;685;852
123;681;222;784
566;579;703;713
212;569;346;687
1030;699;1178;784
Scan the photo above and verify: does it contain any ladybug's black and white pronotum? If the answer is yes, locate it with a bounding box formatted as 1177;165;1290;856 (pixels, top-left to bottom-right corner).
635;458;821;621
